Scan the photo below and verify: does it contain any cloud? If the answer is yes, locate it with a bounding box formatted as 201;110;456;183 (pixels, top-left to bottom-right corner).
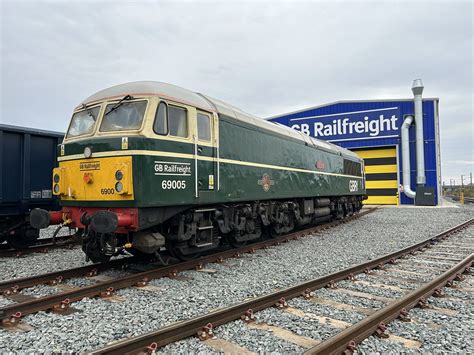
1;0;472;180
445;160;474;165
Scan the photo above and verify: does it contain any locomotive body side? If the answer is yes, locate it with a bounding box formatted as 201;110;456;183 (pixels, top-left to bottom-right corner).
210;113;364;204
52;109;364;209
30;81;366;262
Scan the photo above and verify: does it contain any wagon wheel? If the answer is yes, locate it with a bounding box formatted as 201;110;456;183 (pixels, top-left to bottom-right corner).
6;226;40;249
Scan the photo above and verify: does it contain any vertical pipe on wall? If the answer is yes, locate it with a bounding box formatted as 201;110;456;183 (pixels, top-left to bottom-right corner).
401;115;416;199
412;79;426;186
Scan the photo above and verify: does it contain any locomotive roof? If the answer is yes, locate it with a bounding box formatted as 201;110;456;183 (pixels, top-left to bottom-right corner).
81;81;360;160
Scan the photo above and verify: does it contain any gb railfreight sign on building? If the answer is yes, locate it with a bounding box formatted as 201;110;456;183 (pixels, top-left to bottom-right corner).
290;107;400;142
268;83;441;206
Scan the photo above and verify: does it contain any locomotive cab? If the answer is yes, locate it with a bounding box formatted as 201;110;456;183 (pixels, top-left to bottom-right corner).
31;87;221;262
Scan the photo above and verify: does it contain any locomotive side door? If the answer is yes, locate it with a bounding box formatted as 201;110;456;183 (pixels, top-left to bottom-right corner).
194;110;218;202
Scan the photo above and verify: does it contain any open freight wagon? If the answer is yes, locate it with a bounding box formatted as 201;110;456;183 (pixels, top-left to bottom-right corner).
0;124;64;248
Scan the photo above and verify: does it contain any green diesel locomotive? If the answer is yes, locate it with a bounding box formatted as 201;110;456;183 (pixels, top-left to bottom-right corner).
31;81;366;262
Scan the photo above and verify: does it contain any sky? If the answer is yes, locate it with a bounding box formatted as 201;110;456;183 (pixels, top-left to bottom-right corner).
1;0;472;185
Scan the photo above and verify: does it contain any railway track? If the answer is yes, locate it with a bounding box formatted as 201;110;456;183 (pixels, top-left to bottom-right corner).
90;218;473;355
446;195;474;204
0;256;142;295
0;208;377;325
0;234;79;258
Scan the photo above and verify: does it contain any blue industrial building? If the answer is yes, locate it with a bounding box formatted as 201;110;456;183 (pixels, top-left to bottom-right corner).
268;83;441;205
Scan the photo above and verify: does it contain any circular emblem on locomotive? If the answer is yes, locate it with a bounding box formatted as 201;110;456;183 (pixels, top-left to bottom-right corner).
262;174;271;192
258;173;274;192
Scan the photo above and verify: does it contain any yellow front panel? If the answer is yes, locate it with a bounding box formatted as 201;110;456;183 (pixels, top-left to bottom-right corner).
56;156;134;201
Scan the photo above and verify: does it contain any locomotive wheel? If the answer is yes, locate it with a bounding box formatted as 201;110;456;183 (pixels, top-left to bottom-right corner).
268;222;293;238
228;233;247;248
6;226;40;249
167;242;202;261
229;218;262;247
268;226;283;239
346;203;354;216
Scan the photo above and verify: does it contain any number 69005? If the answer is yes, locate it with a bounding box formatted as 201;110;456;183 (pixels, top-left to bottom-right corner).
161;180;186;190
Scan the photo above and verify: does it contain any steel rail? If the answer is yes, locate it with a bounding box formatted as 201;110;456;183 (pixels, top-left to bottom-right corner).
304;253;473;354
0;208;377;322
0;235;79;257
0;256;141;293
0;235;75;250
92;218;473;355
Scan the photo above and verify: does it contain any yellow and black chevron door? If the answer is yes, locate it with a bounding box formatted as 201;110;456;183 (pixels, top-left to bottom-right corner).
355;147;399;205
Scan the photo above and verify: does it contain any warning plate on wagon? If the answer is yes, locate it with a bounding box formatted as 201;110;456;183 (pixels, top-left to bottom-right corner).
154;161;191;176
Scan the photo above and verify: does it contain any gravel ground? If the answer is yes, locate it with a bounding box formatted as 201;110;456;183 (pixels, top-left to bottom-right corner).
357;277;474;353
289;297;366;323
0;206;473;353
37;225;76;240
356;272;420;291
310;287;385;309
1;226;88;281
20;284;61;298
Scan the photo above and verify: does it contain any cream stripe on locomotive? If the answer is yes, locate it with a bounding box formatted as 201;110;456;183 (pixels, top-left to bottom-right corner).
354;147;398;205
58;149;364;179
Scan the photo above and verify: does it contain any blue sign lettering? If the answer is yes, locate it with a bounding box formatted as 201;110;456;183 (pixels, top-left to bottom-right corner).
287;107;400;142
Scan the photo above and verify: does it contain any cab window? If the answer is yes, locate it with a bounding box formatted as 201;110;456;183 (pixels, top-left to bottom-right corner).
154;102;168;135
197;112;211;141
66;106;101;138
153;101;188;138
100;100;147;132
169;106;188;137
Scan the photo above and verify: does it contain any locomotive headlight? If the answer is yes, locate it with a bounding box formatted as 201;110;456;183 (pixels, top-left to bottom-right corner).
52;167;65;195
84;146;92;158
114;162;130;195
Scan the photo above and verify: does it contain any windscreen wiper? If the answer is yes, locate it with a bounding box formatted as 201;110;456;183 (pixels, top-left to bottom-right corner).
81;103;97;121
104;95;134;116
